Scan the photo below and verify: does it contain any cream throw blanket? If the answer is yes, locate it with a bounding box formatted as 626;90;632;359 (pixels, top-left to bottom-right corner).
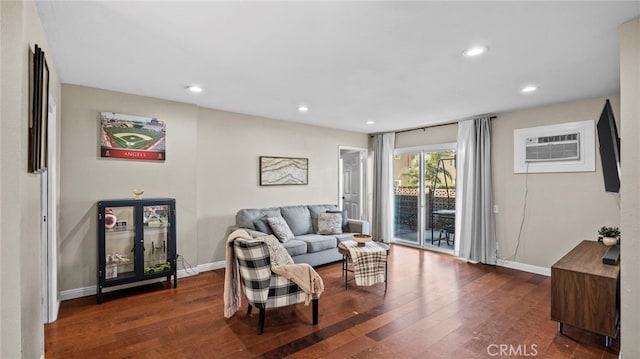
224;229;324;318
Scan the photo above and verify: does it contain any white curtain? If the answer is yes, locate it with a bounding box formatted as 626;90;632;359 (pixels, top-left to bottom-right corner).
455;117;496;264
372;132;395;243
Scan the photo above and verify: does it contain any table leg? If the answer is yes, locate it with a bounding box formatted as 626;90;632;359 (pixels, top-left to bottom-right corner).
384;258;388;292
343;255;348;290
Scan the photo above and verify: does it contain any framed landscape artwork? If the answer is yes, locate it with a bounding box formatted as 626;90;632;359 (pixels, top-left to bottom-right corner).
100;112;166;161
260;156;308;186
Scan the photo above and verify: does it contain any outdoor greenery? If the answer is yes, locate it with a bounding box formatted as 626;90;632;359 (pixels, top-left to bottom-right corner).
401;151;455;188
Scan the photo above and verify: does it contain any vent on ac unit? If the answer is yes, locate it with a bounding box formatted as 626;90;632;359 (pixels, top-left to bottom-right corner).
514;120;594;174
524;133;580;162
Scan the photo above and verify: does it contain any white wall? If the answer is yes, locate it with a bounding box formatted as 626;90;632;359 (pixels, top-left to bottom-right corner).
196;107;368;263
59;85;369;291
493;96;621;268
392;98;621;269
619;17;640;359
60;85;199;291
1;1;62;357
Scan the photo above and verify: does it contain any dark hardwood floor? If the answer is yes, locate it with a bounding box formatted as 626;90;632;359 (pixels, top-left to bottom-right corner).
45;245;619;358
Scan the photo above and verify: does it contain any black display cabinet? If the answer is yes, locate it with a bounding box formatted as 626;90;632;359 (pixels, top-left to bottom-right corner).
97;198;177;303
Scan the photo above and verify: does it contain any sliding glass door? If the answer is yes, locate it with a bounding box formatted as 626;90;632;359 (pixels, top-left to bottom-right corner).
393;144;457;253
393;151;423;245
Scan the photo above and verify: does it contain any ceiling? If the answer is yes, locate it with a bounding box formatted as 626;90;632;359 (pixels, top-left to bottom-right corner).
36;1;639;134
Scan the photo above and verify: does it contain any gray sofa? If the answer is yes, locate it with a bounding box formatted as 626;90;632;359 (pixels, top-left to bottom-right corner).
233;204;370;266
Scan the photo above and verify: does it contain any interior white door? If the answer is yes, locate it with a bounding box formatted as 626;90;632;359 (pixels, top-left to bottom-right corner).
340;149;364;219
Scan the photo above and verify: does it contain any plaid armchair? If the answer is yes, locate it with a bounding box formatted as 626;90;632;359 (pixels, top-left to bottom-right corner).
233;239;319;334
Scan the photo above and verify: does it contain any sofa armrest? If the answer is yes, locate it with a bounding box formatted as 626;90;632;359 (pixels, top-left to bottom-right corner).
347;219;370;235
247;229;270;238
229;226;270;238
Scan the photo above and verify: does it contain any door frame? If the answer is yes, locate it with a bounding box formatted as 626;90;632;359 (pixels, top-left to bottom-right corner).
338;146;368;220
41;95;59;325
394;142;456;250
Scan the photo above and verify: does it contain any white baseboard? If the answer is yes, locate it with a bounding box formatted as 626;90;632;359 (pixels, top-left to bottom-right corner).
197;260;226;272
496;259;550;276
59;261;226;302
60;284;99;301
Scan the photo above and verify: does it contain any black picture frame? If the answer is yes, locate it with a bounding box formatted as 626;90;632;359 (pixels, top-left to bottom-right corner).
28;44;49;173
259;156;309;186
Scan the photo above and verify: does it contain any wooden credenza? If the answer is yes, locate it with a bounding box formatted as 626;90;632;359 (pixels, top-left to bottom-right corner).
551;240;620;347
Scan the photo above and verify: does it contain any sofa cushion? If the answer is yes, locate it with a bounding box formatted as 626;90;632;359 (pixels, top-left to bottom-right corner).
335;232;357;242
295;234;338;253
317;213;343;235
280;205;313;235
253;217;273;235
308;204;339;232
236;207;281;230
267;216;295;242
281;239;307;257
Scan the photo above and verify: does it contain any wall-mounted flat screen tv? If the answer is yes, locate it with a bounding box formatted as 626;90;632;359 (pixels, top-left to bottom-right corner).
596;99;621;193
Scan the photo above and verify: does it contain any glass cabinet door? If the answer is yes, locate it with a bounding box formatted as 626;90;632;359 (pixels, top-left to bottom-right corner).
104;206;135;280
142;204;172;276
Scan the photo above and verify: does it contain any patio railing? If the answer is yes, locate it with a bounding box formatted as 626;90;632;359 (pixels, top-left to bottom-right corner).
394;187;455;235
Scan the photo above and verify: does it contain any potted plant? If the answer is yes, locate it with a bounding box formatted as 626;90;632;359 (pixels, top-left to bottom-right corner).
598;226;620;246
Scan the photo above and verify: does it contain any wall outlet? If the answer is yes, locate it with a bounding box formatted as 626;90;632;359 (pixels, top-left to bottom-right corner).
493;205;499;213
496;242;500;250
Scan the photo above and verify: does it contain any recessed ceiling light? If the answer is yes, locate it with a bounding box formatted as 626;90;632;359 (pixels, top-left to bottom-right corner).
298;105;309;112
366;120;375;125
521;85;538;93
463;46;487;57
187;85;203;93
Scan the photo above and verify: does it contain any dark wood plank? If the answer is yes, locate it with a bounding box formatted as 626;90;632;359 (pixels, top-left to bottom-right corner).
45;244;619;358
552;240;618;278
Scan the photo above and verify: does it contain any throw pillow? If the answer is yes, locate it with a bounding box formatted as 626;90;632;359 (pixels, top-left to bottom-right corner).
267;216;295;242
253;217;273;235
317;212;343;235
308;205;338;233
259;235;294;266
327;209;349;232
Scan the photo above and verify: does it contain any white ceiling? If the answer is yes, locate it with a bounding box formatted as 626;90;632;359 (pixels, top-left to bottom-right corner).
36;1;639;134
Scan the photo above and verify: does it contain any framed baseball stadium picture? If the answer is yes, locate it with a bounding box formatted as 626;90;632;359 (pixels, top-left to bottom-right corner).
100;112;166;161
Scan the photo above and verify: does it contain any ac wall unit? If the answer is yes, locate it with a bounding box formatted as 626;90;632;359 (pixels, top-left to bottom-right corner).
514;120;595;174
524;133;580;162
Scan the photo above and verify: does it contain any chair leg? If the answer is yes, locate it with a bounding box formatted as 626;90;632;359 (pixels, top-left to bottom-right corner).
312;298;318;325
447;231;455;246
257;307;266;335
247;304;253;315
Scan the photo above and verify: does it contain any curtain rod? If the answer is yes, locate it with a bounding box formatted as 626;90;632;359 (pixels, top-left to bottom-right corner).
370;115;497;137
